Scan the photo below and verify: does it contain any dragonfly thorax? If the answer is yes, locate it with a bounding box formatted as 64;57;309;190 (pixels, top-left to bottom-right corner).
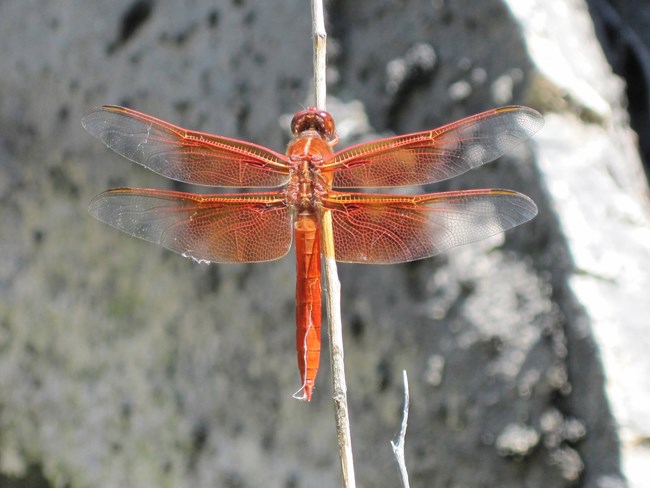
286;157;328;210
285;132;335;210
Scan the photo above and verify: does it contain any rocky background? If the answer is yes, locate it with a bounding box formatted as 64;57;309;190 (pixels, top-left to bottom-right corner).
1;0;648;487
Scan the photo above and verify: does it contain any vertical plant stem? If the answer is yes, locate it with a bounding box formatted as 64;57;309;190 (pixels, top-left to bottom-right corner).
321;212;356;488
391;371;411;488
310;1;356;487
311;0;327;109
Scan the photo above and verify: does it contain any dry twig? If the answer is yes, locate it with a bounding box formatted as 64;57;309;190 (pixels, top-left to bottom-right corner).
310;1;356;486
391;370;411;488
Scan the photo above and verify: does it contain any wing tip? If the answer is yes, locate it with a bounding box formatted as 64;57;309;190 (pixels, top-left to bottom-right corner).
81;105;130;133
497;105;545;135
497;190;538;226
88;189;118;221
80;109;101;134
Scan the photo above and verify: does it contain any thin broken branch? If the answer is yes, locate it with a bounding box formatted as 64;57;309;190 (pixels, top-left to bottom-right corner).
310;1;356;487
391;370;411;488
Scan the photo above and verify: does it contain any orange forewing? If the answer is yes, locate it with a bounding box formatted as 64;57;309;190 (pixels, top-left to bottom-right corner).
324;106;543;188
82;106;290;188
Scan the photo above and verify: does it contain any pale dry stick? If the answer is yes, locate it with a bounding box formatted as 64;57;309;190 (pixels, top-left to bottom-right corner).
391;371;411;488
310;1;357;487
311;0;327;109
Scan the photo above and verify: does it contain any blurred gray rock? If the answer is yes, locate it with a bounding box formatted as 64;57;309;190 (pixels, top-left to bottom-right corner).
1;0;647;487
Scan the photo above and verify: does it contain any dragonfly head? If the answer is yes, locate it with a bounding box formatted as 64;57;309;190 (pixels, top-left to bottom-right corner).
290;107;338;145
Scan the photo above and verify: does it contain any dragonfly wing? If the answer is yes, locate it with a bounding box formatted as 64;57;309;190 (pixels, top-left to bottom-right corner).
89;189;292;263
325;106;543;188
324;189;537;263
82;106;290;188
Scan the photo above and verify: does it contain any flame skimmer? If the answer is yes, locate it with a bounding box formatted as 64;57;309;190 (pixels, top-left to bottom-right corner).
83;104;543;401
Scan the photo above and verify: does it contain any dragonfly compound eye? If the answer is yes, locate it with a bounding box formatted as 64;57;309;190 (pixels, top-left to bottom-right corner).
290;107;337;141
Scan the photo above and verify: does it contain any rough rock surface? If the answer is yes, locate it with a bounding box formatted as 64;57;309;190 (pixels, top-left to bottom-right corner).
0;0;647;487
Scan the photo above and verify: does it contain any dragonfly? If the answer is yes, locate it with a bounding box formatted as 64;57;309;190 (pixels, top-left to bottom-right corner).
83;104;543;401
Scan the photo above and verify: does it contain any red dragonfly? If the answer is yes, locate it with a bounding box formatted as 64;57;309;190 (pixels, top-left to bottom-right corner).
83;104;543;401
